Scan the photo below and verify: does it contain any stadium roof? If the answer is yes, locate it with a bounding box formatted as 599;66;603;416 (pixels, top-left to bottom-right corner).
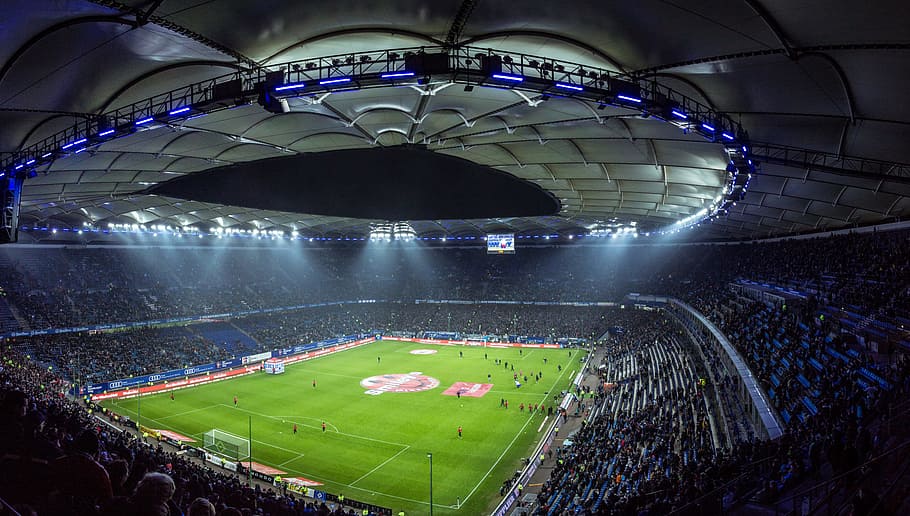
2;0;909;241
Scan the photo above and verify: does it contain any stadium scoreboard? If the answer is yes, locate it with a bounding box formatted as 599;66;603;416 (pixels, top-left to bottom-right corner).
487;234;515;254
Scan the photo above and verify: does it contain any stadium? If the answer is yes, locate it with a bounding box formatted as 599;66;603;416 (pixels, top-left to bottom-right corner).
0;1;909;515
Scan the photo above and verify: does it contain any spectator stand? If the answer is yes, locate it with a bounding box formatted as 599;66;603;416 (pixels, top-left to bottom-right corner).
631;295;785;440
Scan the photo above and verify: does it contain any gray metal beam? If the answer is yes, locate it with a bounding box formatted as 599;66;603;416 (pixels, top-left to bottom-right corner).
750;141;910;182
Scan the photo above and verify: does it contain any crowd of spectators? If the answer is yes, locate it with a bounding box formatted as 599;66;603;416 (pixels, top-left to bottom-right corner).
0;346;373;516
8;327;233;386
537;309;716;513
8;302;609;385
534;302;909;514
0;229;905;333
0;229;908;515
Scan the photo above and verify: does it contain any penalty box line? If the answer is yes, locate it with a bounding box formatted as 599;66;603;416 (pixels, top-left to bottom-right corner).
157;404;223;421
110;403;434;507
275;459;443;508
349;445;411;486
219;404;410;449
110;402;322;458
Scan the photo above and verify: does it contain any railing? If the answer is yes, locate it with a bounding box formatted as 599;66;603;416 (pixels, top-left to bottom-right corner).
630;294;784;440
3;45;744;171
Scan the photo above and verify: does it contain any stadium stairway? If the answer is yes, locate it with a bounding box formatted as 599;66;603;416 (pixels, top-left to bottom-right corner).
522;345;606;512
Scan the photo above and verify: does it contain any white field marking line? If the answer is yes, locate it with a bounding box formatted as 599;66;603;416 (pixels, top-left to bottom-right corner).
267;460;437;507
537;416;549;432
111;403;325;458
349;445;411;486
487;389;553;397
458;348;578;507
306;370;364;381
277;452;306;468
519;350;536;361
108;404;205;440
218;404;408;449
274;416;339;433
157;404;223;421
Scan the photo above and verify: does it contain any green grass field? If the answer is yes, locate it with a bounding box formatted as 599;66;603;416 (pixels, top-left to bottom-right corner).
101;340;582;514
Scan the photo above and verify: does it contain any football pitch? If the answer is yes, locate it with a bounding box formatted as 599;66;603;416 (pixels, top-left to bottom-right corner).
101;340;583;514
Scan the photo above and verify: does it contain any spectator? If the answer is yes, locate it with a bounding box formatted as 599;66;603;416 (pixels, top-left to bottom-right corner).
130;472;176;516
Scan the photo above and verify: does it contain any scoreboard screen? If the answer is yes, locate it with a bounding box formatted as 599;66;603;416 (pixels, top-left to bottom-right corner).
487;234;515;254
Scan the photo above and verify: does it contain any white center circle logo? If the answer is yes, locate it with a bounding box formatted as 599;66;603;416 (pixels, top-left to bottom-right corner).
409;349;438;355
361;372;440;395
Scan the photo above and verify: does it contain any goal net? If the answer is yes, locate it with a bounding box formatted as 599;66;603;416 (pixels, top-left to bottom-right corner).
203;429;250;461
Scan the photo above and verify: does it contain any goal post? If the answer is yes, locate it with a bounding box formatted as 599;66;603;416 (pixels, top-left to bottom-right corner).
203;429;250;461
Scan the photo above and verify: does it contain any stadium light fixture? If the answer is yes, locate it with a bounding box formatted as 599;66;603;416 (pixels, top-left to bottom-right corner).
380;72;415;79
701;123;715;132
274;82;308;91
393;221;417;241
554;82;583;92
671;109;688;119
319;77;352;85
616;94;642;103
491;73;523;82
61;138;87;150
98;129;115;137
169;106;191;116
135;117;155;126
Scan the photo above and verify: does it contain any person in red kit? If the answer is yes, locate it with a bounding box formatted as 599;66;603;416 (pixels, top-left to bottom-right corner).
293;423;298;435
233;395;237;406
457;426;462;439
